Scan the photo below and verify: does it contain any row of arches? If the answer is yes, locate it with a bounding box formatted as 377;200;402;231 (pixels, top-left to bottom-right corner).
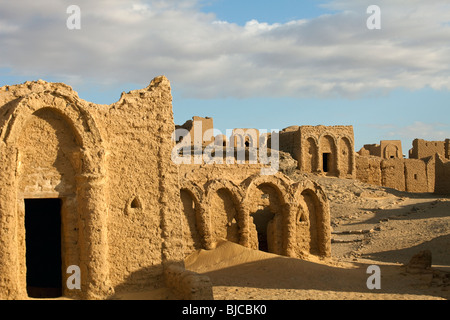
179;174;331;260
301;134;355;178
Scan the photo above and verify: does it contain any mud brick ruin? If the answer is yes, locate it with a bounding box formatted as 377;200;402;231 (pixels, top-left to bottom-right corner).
0;76;448;300
275;125;356;179
356;139;450;194
0;77;331;300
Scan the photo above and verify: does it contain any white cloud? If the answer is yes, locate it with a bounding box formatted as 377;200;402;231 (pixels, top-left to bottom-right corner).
388;122;450;141
1;0;450;99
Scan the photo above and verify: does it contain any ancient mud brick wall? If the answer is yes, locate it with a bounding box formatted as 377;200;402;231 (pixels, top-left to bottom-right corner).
358;144;381;157
0;77;183;299
178;165;332;260
355;155;382;186
359;140;403;159
404;159;428;193
356;155;438;193
435;155;450;195
446;139;450;159
424;156;436;193
380;159;406;191
164;264;213;300
176;116;215;146
297;125;355;179
103;76;183;293
380;140;403;159
231;128;260;148
409;139;446;160
277;126;300;157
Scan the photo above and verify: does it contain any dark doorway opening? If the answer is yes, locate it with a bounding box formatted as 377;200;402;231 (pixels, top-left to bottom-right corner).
25;198;63;298
251;208;274;252
323;153;331;173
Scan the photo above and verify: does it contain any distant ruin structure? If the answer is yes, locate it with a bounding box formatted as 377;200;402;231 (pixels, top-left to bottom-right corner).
175;116;215;147
356;138;450;194
231;128;260;148
275;125;356;179
358;140;403;159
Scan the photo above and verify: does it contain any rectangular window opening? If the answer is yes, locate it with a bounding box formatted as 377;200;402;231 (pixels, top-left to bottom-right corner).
323;153;330;173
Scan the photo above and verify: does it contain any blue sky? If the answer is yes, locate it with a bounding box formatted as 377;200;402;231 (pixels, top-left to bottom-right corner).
199;0;333;25
1;0;450;152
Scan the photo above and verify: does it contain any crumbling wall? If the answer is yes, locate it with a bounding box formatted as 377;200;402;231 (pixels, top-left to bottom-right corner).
356;155;435;193
435;155;450;195
404;159;428;193
359;144;381;157
424;156;436;193
278;126;300;157
381;159;406;191
176;116;214;146
359;140;403;159
446;139;450;159
355;155;382;186
164;264;213;300
209;187;241;245
293;179;331;258
410;139;446;160
0;77;183;300
231;128;260;148
104;76;184;292
0;80;113;299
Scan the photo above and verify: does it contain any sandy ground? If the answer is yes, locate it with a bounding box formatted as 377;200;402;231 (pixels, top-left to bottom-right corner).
116;173;449;301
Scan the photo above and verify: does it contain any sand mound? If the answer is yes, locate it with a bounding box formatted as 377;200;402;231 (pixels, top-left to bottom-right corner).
185;241;449;300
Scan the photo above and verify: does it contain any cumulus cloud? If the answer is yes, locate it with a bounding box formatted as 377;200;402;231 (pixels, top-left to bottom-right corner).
1;0;450;99
388;122;450;141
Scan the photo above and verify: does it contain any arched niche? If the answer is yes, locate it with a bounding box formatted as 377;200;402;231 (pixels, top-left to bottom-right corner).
180;186;204;256
339;136;354;176
0;93;111;300
204;180;244;249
